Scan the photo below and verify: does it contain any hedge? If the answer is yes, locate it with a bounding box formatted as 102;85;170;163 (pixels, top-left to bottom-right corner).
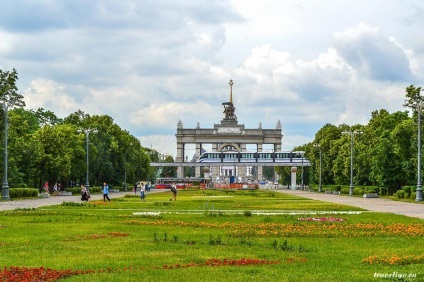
65;186;103;194
8;188;39;198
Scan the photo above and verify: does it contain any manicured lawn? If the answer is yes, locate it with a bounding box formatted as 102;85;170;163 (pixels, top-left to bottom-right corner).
0;189;422;281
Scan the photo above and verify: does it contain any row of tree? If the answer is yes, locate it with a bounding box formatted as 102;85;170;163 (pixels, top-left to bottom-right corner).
277;85;423;192
0;68;177;190
2;68;423;191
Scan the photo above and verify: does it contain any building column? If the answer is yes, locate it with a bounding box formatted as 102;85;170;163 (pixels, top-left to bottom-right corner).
275;143;281;152
211;143;219;181
291;167;297;190
238;144;247;180
274;170;279;182
257;143;263;180
195;143;201;177
176;142;184;178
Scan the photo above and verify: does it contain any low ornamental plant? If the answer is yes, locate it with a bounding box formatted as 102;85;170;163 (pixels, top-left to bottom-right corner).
362;254;424;265
0;266;93;282
163;258;281;269
297;217;346;222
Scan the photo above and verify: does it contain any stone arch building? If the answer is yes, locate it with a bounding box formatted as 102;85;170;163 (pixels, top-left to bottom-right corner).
175;80;283;181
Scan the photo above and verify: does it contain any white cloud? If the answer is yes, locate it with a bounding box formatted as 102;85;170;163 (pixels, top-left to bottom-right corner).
23;79;80;116
2;1;424;158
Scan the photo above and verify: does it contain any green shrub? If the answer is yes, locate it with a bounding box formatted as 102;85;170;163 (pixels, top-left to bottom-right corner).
22;188;38;197
65;186;102;194
340;188;350;194
410;192;417;199
90;186;102;193
335;185;341;191
65;187;81;194
403;185;416;192
396;190;405;199
9;188;38;198
365;186;379;193
353;188;363;195
403;186;412;197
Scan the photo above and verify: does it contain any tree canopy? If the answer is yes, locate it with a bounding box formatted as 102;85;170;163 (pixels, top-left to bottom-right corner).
1;68;423;192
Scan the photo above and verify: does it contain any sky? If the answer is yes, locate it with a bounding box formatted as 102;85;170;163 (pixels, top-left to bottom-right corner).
1;0;424;157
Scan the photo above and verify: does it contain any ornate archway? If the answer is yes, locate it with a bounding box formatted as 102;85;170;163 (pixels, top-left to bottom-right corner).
217;143;241;152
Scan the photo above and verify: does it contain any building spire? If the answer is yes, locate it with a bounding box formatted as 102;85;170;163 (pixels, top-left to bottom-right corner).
229;79;233;104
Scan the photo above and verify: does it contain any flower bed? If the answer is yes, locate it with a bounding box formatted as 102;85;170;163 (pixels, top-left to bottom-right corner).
298;217;346;222
163;258;281;269
0;266;93;281
362;254;424;265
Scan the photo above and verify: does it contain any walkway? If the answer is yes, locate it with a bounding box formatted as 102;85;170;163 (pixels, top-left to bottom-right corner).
276;189;424;220
0;190;162;211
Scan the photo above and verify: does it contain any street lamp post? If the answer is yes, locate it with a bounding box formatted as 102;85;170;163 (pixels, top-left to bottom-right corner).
77;128;98;193
403;100;424;202
301;153;305;190
124;143;132;191
341;130;363;196
1;98;24;200
313;144;322;192
124;152;127;191
296;151;305;190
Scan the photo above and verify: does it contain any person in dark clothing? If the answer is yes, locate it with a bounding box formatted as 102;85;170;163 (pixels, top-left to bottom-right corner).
81;184;89;202
102;182;111;202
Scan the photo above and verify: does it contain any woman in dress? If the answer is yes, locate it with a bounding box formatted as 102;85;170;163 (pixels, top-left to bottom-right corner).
81;184;89;202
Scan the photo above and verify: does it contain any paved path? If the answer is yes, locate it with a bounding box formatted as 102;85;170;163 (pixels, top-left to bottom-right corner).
0;190;164;211
276;189;424;220
1;189;423;220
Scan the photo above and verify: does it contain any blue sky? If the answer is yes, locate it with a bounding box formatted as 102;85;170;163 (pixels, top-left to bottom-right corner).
1;0;424;156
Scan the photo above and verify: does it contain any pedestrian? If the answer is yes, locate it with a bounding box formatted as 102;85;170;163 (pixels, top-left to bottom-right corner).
43;181;49;193
102;182;111;202
170;182;177;201
140;183;146;201
133;182;137;194
53;182;58;195
81;184;89;202
147;181;151;192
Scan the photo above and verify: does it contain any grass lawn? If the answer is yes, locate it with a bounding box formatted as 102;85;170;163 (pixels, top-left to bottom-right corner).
0;189;423;281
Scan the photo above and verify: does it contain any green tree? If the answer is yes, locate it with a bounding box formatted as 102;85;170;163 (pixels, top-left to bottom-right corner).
161;155;177;177
32;108;62;126
32;124;83;189
0;68;26;189
0;68;25;105
391;119;415;185
7;109;43;187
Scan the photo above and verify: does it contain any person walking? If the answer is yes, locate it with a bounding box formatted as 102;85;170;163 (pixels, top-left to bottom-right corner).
140;183;146;201
81;184;89;202
170;182;177;201
43;181;49;193
133;182;138;194
102;182;111;202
